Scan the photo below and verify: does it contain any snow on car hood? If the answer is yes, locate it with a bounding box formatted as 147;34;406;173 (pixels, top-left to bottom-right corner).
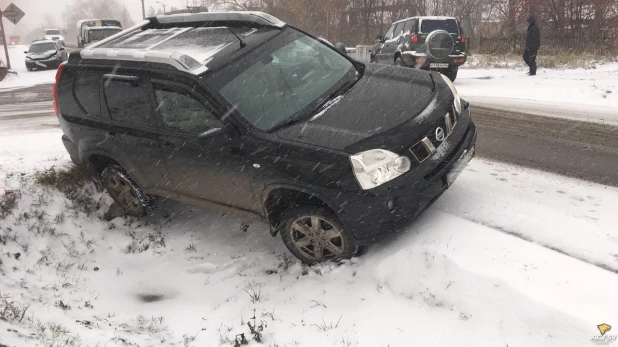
277;64;453;153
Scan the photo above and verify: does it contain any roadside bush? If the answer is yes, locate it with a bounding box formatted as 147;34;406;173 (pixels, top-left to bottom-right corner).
0;190;19;219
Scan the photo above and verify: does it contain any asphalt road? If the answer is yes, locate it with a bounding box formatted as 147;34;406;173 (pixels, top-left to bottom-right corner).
2;83;618;186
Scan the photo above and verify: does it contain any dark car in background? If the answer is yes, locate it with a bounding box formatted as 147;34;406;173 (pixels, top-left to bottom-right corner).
374;16;466;81
25;40;68;71
54;11;476;263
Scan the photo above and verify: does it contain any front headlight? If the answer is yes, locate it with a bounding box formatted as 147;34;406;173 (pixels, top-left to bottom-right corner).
439;73;461;114
350;149;411;190
25;57;32;62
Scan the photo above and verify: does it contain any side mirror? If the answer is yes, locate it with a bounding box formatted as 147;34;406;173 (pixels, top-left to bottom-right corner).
376;35;383;43
59;47;65;51
24;51;28;54
197;127;230;147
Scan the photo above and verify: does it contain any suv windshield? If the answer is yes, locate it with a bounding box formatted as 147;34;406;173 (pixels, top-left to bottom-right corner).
28;43;57;53
421;19;459;34
45;30;61;35
89;29;121;41
206;28;357;131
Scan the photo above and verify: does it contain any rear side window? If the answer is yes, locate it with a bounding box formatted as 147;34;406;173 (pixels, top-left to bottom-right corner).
393;22;405;38
153;84;222;135
421;19;459;34
403;20;415;34
103;78;155;127
74;73;100;117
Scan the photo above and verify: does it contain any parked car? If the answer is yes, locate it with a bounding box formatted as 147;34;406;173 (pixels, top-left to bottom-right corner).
43;29;65;45
373;16;467;81
25;40;68;71
10;36;21;45
55;11;476;263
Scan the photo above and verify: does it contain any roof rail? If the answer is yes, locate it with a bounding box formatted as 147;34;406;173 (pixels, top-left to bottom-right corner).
154;11;285;28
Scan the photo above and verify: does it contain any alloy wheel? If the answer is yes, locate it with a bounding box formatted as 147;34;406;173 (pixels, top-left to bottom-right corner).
107;173;142;215
288;215;345;262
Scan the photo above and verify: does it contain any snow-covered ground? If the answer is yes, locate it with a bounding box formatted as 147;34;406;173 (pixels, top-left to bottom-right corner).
457;63;618;122
1;127;617;347
0;45;58;90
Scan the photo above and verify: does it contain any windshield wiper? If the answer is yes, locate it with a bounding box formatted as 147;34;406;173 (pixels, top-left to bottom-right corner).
268;73;359;133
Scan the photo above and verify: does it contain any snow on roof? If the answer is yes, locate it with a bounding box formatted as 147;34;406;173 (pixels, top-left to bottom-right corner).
88;26;122;30
394;16;457;24
32;40;57;44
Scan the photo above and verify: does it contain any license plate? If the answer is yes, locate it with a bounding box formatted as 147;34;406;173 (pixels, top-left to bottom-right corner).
430;63;449;68
446;146;474;187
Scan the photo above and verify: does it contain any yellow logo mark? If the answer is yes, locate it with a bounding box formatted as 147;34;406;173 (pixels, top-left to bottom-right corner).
598;323;612;336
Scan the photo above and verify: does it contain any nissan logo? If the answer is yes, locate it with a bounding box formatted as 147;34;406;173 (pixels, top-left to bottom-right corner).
435;127;445;142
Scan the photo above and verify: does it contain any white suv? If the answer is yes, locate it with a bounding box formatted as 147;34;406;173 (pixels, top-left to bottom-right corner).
43;29;65;45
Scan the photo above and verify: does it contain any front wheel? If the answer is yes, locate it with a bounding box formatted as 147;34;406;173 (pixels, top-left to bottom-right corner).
102;166;157;217
280;207;357;264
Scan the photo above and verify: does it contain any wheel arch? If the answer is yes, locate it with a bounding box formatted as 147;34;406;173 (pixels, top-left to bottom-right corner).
262;184;341;237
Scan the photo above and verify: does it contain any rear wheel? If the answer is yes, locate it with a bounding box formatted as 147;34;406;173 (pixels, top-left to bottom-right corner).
102;166;157;217
444;66;458;81
280;206;357;264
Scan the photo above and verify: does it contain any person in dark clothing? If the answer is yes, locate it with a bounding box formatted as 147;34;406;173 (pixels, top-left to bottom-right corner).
524;16;541;76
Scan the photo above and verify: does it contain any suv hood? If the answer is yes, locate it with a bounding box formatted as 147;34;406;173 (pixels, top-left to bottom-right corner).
26;50;57;59
277;64;452;153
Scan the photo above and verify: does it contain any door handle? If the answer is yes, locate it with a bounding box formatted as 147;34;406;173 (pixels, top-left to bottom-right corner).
106;131;119;137
163;142;177;149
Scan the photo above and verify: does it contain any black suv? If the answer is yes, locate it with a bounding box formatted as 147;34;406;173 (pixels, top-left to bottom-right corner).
25;40;68;71
373;16;466;81
54;12;476;263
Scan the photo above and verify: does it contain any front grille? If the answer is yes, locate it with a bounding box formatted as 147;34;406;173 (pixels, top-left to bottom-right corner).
408;107;459;163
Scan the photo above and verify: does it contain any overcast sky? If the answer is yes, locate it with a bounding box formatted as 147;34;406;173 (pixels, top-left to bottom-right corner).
1;0;194;36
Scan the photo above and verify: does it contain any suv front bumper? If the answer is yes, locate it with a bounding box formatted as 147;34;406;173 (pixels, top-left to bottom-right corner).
330;106;476;244
401;51;466;69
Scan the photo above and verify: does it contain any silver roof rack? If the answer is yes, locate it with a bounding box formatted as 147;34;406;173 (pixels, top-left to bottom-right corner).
78;12;285;75
155;11;285;28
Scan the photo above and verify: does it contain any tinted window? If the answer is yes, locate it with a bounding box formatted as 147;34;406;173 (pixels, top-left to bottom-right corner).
153;85;222;134
421;19;459;34
104;78;154;127
74;74;100;117
393;22;405;38
384;25;396;40
403;20;415;34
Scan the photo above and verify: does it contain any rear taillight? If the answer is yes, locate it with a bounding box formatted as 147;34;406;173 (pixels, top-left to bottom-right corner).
411;34;418;43
52;62;65;117
460;34;466;43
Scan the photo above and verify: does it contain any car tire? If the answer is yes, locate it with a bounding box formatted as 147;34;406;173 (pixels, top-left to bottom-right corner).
280;206;357;264
101;165;157;217
444;66;458;81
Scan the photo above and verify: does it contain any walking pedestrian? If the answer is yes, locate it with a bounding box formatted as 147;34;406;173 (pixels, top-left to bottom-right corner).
523;16;541;76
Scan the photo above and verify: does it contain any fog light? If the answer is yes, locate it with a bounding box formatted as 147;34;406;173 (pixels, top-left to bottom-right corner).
387;199;395;211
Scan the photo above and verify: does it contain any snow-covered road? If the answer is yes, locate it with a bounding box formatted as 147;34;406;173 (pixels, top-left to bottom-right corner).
0;128;616;347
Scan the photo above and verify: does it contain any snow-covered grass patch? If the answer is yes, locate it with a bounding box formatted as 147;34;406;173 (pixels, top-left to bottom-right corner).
457;61;618;110
1;129;617;346
465;53;618;70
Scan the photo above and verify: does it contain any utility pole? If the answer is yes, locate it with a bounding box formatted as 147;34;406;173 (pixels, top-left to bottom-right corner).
156;1;166;14
141;0;146;19
0;10;12;70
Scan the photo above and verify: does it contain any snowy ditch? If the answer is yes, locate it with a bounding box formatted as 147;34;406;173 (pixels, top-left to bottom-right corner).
0;130;617;347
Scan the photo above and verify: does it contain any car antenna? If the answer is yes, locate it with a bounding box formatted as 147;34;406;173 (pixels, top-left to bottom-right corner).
227;27;246;48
